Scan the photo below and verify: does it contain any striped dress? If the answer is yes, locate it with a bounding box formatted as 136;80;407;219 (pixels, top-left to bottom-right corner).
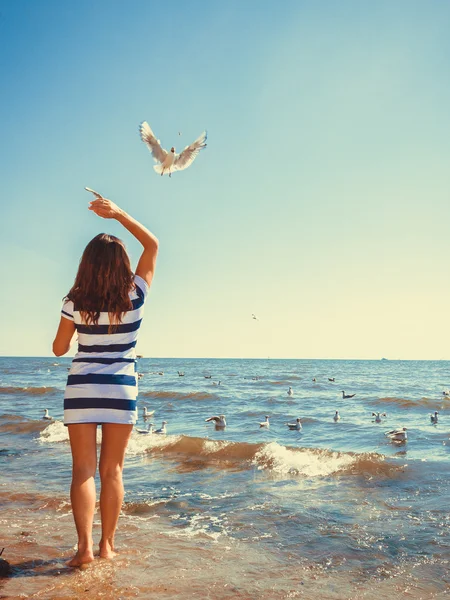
61;274;149;425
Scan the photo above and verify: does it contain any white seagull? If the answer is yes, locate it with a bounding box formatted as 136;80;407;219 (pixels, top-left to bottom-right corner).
140;122;207;177
154;421;168;434
372;412;387;423
260;416;270;428
143;407;155;419
43;409;53;421
136;423;153;434
333;411;341;422
431;411;439;424
286;418;302;430
205;415;226;427
443;390;450;397
385;427;407;442
287;387;294;397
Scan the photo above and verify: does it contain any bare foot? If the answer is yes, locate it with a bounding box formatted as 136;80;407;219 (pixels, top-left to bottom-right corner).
66;550;95;568
99;540;117;560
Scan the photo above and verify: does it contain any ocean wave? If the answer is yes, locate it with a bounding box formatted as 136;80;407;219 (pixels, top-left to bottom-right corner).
126;433;400;479
373;396;450;409
140;390;218;401
0;385;60;396
38;424;401;480
0;414;50;435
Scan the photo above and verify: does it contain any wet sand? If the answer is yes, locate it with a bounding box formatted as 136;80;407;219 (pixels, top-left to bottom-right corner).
1;491;449;600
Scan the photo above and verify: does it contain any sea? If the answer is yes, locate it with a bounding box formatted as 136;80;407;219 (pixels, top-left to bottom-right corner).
1;356;450;599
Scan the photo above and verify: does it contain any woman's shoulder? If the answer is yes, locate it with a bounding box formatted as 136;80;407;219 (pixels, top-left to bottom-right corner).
133;274;150;299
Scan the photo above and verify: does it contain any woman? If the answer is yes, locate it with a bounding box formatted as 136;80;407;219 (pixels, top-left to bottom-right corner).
52;196;158;567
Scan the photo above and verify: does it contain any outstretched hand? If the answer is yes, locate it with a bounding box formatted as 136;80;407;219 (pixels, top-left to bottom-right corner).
88;198;123;220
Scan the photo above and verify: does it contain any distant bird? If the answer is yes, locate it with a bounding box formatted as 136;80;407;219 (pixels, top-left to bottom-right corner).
205;415;226;427
252;314;259;321
286;418;302;430
178;371;185;377
136;423;153;434
312;378;316;383
43;409;53;421
333;411;341;422
443;390;450;397
154;421;168;434
287;386;294;396
385;427;407;442
137;373;144;380
431;411;439;424
140;122;207;177
204;375;212;379
328;378;335;382
260;416;270;428
342;391;356;399
212;381;221;386
143;407;155;419
372;412;387;423
157;371;164;376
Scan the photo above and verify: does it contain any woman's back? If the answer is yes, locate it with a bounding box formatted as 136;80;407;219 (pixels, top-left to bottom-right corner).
62;274;149;425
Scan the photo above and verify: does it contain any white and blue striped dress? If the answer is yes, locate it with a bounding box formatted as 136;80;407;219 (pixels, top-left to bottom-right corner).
61;274;149;425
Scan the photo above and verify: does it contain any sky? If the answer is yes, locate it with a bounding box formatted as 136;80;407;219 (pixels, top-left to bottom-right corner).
1;0;450;359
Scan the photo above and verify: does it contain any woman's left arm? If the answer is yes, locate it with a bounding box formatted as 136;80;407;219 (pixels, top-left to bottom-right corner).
53;317;76;356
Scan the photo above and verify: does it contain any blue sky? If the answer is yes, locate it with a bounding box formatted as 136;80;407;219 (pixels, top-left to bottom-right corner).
1;0;450;359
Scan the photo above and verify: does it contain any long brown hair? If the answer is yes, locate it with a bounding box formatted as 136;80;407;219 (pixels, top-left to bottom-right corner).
67;233;134;329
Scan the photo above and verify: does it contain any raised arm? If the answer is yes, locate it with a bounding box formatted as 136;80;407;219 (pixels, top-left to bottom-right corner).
88;198;159;287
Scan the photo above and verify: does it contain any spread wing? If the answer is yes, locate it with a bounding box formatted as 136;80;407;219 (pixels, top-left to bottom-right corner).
140;121;168;164
205;416;220;423
173;131;207;172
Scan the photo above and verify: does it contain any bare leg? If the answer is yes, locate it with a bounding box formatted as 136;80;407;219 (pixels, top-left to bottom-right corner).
98;424;133;559
67;423;98;567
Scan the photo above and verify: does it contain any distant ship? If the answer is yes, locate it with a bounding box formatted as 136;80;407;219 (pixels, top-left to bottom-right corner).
381;358;388;361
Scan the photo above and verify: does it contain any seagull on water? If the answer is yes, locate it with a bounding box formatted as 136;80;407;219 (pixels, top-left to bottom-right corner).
143;407;155;419
431;411;439;424
287;386;294;396
372;412;387;423
286;418;302;430
43;409;53;421
154;421;168;434
333;411;341;422
328;378;335;382
342;391;356;399
443;390;450;397
260;416;270;428
136;423;153;434
385;427;407;442
140;122;207;177
205;415;227;427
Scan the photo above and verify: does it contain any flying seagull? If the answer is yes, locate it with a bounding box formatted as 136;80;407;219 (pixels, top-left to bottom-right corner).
252;314;259;321
140;122;207;177
205;415;226;427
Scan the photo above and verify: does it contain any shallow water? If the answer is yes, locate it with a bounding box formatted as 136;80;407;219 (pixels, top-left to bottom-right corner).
1;357;450;598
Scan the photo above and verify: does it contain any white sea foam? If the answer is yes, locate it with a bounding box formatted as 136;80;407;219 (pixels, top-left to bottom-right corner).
252;442;355;477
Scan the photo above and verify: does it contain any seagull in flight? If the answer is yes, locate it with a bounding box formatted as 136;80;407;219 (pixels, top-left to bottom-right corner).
252;314;259;321
372;412;387;423
140;122;207;177
205;415;226;427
